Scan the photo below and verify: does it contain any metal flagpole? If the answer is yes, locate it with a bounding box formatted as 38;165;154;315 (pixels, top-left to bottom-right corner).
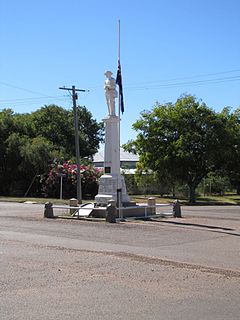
118;19;121;168
117;19;122;218
118;19;121;71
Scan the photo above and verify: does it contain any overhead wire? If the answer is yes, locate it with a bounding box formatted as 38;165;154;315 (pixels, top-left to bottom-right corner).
0;80;57;98
1;68;240;105
125;68;240;87
0;95;67;103
127;75;240;91
73;69;240;91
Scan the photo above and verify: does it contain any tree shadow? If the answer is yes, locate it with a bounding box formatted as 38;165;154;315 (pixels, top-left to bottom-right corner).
148;219;240;237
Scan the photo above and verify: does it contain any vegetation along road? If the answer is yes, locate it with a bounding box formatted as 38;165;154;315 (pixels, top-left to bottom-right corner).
0;202;239;319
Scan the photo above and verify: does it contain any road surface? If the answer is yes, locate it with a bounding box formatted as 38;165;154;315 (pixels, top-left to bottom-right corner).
0;202;239;319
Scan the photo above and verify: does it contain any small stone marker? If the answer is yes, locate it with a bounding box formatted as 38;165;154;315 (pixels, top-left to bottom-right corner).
44;202;54;218
106;200;116;223
173;199;182;218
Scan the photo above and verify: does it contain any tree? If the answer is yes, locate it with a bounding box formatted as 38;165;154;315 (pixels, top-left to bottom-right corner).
0;109;18;194
76;106;104;157
0;104;104;197
0;109;15;171
20;136;57;174
124;95;229;203
1;133;56;196
218;107;240;194
31;104;104;159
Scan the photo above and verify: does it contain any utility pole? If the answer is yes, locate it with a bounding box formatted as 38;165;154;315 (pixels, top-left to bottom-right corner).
59;85;88;204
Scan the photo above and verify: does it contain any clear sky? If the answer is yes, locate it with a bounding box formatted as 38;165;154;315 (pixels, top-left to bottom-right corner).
1;0;240;145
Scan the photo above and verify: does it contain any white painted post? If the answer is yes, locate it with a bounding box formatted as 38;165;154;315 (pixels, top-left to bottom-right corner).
144;206;147;218
148;197;156;215
69;198;78;216
60;175;63;200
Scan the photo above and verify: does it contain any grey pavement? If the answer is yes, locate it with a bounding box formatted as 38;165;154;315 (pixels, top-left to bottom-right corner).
0;202;239;319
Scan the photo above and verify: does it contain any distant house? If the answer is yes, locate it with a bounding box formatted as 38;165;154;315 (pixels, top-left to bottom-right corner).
93;148;139;173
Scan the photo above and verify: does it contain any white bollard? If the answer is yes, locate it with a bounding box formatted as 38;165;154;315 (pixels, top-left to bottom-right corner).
148;197;156;215
69;198;78;215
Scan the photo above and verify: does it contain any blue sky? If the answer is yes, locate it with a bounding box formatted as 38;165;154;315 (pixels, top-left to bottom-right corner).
1;0;240;145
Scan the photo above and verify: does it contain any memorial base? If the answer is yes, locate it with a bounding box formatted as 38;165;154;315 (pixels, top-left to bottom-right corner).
95;174;129;206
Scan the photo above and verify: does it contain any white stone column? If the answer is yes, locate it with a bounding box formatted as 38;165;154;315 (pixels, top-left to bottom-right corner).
95;115;129;205
103;115;120;178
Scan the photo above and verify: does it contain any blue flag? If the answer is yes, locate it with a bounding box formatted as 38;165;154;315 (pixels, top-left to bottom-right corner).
116;60;124;114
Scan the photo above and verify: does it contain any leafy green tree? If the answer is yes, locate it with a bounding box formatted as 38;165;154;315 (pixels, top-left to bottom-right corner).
0;109;15;170
1;133;56;196
76;106;104;157
20;136;57;174
200;172;232;195
0;104;103;196
219;107;240;194
31;105;71;157
2;133;27;195
14;112;35;137
124;95;229;202
31;104;104;158
0;109;18;194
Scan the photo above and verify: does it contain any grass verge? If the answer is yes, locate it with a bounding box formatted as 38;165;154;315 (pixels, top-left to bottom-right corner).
0;194;240;205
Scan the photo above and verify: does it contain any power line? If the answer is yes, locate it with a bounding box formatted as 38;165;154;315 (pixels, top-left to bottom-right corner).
0;99;69;108
0;80;56;98
1;68;240;103
0;95;67;103
86;68;240;89
127;75;240;91
125;68;240;87
0;97;70;108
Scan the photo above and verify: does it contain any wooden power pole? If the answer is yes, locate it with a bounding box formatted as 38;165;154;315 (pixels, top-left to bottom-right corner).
59;85;88;203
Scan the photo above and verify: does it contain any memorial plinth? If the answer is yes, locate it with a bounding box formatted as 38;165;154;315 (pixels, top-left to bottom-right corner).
103;115;120;175
95;115;129;206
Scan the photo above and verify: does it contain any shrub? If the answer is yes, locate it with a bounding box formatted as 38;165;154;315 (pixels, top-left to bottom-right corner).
42;160;102;199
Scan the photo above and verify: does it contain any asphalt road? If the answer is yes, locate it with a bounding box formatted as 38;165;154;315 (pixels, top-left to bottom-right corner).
0;202;239;319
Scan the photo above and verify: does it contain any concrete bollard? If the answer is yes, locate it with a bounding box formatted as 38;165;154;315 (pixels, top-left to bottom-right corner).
173;199;182;218
44;202;54;218
69;198;78;215
106;200;117;223
148;197;156;215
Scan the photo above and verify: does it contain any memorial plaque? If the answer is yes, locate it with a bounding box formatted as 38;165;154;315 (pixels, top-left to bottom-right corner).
105;167;111;174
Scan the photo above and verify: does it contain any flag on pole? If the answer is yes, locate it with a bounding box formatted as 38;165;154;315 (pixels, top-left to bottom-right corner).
116;60;124;114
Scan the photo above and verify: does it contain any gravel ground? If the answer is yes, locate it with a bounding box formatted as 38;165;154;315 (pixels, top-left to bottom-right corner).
0;202;240;319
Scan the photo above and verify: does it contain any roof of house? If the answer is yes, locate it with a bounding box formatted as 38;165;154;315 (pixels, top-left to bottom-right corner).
93;147;139;163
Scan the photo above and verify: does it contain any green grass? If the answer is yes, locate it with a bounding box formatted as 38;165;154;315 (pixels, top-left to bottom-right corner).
130;195;175;204
0;194;240;205
195;194;240;205
0;196;89;205
130;194;240;205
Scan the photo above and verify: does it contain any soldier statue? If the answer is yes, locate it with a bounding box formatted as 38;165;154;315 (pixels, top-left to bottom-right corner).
104;71;117;116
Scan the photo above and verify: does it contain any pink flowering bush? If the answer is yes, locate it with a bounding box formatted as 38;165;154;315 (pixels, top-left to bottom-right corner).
42;160;103;199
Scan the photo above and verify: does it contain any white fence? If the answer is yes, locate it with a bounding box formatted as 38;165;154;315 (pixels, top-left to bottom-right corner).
47;202;174;220
116;204;173;220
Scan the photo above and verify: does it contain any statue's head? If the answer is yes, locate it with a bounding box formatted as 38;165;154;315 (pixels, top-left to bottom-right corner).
104;70;113;78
